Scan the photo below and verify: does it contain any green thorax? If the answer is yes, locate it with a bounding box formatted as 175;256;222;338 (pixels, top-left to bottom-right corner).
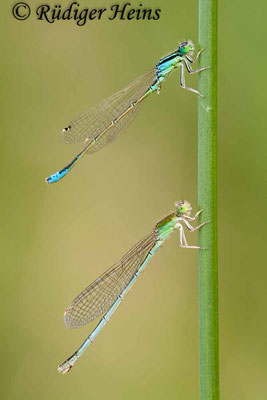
155;213;179;241
156;51;182;79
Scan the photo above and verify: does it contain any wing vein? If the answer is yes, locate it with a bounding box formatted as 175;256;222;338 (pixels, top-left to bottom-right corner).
64;231;158;328
62;70;157;153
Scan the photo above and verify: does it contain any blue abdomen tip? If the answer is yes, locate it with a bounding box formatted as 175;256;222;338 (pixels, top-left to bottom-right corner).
45;169;68;184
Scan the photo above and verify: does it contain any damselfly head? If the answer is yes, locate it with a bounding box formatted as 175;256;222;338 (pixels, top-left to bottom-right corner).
178;41;194;56
175;200;192;216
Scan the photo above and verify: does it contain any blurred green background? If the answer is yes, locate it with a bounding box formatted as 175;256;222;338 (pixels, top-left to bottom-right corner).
1;1;266;399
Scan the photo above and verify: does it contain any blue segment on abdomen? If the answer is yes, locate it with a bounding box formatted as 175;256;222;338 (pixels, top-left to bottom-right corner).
46;153;81;184
46;168;69;184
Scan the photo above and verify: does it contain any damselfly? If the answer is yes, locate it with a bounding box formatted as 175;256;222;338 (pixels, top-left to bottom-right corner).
58;200;209;373
46;41;209;184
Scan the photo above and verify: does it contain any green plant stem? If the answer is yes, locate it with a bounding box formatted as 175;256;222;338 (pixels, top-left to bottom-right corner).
198;1;219;400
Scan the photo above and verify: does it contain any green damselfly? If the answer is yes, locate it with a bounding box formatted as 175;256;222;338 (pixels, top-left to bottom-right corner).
46;41;209;184
58;201;209;373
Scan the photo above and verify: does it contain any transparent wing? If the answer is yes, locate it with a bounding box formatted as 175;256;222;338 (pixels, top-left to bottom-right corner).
84;102;142;154
64;231;157;329
61;69;157;149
